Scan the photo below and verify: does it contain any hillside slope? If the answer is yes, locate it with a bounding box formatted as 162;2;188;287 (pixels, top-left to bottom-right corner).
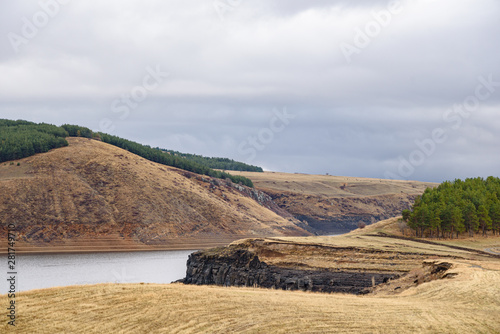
230;171;437;233
0;138;309;253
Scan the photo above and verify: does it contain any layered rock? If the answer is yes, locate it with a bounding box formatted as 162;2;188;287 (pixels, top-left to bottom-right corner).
182;247;398;294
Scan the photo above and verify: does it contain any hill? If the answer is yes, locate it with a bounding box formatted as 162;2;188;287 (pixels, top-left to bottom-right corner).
0;138;309;253
229;171;438;233
0;119;259;186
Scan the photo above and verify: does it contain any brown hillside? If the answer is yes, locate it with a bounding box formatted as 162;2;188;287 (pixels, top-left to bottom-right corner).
0;138;309;253
230;171;437;233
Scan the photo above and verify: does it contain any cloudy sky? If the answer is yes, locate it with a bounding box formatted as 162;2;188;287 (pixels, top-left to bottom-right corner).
1;0;499;182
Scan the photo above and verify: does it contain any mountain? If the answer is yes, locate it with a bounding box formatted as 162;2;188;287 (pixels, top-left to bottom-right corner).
0;138;309;253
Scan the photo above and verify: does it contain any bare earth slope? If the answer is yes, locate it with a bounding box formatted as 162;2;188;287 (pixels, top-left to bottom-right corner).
0;138;309;253
230;171;438;233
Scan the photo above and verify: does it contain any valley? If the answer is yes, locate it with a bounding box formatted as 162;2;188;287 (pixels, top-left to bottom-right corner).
231;171;437;233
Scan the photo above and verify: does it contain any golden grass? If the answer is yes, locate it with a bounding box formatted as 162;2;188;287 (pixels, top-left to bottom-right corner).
437;237;500;252
226;217;499;278
276;217;500;260
272;221;477;259
229;171;437;197
3;261;500;334
3;218;500;333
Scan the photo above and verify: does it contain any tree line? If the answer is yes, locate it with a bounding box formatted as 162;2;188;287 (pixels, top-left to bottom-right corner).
402;177;500;238
0;120;68;163
98;132;254;187
159;149;263;172
0;119;255;187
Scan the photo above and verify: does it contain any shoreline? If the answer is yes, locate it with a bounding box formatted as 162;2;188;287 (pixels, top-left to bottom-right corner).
0;243;226;255
0;231;355;255
0;245;204;256
0;235;266;255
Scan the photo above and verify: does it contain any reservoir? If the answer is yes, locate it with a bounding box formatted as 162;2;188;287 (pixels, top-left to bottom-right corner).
2;250;195;292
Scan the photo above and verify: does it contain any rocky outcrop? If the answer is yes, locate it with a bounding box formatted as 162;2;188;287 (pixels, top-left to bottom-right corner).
368;261;456;295
204;178;296;219
182;247;398;294
296;213;396;234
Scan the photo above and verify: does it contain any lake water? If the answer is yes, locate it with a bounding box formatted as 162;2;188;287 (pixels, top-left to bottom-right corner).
2;233;348;293
2;250;195;293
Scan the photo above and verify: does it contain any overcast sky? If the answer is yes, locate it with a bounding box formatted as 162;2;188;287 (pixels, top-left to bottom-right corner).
1;0;499;182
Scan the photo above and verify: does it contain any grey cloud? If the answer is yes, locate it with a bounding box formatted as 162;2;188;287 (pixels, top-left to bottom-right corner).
1;0;499;183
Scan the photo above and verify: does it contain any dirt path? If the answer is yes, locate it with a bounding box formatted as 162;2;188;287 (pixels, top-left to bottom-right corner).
484;248;500;255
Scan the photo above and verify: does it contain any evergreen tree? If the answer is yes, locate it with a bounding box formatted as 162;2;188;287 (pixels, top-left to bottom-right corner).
477;205;492;236
404;177;500;238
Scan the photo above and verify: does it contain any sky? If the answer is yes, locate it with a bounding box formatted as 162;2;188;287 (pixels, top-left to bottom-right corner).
0;0;499;182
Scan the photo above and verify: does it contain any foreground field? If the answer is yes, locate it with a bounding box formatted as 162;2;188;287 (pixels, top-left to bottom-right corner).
3;218;500;333
4;264;500;334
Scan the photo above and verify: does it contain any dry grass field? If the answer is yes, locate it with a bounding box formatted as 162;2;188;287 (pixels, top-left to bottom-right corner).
2;270;499;334
229;171;437;198
3;219;500;333
275;217;500;266
1;142;498;332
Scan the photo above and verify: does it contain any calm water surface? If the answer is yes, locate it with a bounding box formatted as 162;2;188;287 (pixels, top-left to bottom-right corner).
2;250;195;292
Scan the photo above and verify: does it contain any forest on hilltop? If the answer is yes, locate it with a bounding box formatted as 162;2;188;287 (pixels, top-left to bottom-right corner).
159;148;263;172
402;177;500;238
97;132;254;187
0;119;69;162
0;119;255;187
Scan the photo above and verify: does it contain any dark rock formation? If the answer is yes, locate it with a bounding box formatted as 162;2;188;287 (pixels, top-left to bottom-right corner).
182;248;398;294
230;183;296;219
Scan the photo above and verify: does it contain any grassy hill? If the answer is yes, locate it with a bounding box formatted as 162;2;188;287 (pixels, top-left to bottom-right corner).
0;119;259;186
0;138;309;253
